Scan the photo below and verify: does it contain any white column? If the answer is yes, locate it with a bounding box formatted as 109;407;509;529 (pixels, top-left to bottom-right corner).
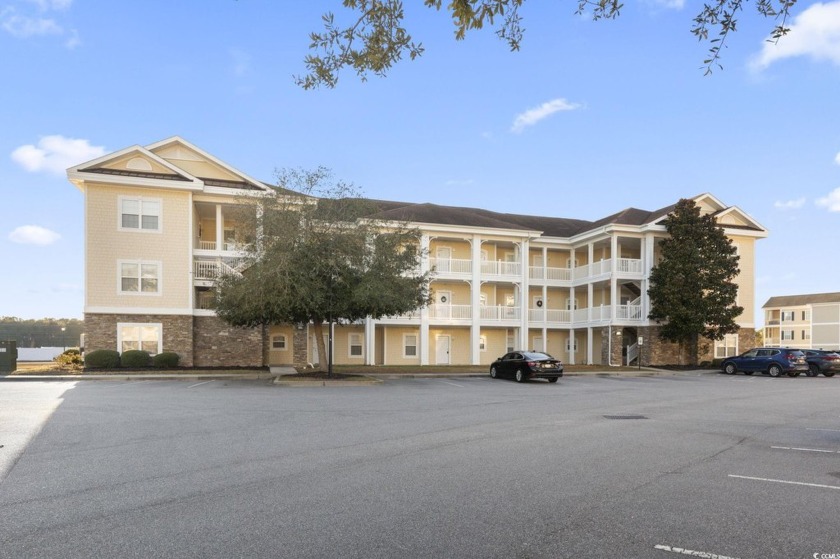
215;204;223;251
420;234;431;365
364;317;375;365
519;239;530;350
610;235;618;321
471;235;481;365
643;233;655;323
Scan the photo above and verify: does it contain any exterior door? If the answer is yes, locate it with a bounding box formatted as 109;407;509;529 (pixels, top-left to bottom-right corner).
436;335;451;364
533;336;543;352
437;291;452;318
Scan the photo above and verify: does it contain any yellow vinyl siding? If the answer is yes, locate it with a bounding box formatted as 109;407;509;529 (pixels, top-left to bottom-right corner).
383;327;421;364
86;183;191;310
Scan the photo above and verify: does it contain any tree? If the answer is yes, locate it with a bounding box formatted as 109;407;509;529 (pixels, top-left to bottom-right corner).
647;198;742;365
297;0;797;89
214;168;432;373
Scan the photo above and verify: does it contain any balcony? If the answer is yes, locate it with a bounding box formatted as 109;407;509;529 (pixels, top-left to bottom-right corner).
195;240;247;253
193;257;248;281
430;257;472;276
572;258;643;282
529;266;571;284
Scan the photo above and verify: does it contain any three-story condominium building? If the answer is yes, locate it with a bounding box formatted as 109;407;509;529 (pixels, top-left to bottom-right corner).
68;137;768;368
762;292;840;351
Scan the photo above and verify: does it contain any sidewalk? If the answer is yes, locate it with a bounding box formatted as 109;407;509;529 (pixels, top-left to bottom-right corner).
1;367;719;383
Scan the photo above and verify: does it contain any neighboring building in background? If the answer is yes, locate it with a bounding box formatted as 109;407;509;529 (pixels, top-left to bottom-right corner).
763;293;840;351
68;137;768;368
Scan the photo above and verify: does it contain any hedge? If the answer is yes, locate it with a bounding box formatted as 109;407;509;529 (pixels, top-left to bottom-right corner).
120;350;152;368
152;351;180;368
84;349;121;369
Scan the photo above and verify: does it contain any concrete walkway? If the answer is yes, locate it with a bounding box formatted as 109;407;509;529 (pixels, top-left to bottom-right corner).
1;368;719;383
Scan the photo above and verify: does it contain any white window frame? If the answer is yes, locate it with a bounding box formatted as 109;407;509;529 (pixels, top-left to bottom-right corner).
714;333;739;358
403;333;418;358
117;322;162;354
781;329;795;341
118;260;162;296
802;329;811;341
781;311;794;322
566;298;578;311
271;334;287;351
565;337;578;352
479;335;487;352
348;333;363;358
802;310;811;321
118;195;162;233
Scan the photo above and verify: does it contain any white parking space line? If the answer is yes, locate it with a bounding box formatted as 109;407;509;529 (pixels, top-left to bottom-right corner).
438;380;464;388
187;380;215;389
728;474;840;491
654;544;742;558
807;428;840;433
772;445;839;454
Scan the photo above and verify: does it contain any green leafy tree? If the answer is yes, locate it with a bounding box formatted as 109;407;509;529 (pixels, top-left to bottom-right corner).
214;168;432;373
647;198;742;365
297;0;797;89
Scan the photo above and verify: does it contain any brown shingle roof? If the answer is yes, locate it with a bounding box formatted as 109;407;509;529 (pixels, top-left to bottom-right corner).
763;292;840;308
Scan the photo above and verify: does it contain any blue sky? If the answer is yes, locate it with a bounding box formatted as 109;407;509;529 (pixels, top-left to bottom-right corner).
2;1;839;325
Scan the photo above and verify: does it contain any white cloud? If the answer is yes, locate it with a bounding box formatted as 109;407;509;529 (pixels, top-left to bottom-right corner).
8;225;61;245
751;1;840;70
649;0;685;9
816;187;840;211
1;1;78;46
11;135;105;175
1;11;62;37
774;197;806;210
834;151;840;165
510;98;582;134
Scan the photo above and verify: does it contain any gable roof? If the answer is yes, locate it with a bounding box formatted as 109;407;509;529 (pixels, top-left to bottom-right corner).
763;292;840;308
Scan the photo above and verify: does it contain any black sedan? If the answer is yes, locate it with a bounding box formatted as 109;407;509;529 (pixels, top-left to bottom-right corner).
489;351;563;383
803;349;840;377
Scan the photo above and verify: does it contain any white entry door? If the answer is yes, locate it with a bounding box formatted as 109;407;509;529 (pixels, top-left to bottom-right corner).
533;336;543;352
436;335;451;364
437;291;452;319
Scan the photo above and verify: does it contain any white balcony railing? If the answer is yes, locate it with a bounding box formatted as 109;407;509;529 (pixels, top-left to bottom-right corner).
529;266;571;282
430;258;472;275
428;304;472;320
480;306;521;321
193;257;248;280
617;258;642;274
481;261;521;277
196;240;246;252
616;304;643;321
528;309;572;323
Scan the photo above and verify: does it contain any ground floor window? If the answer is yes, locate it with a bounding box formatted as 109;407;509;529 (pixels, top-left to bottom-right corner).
118;323;161;354
565;338;578;352
349;333;363;357
714;333;739;358
479;335;487;351
271;334;287;350
781;329;795;341
404;334;418;358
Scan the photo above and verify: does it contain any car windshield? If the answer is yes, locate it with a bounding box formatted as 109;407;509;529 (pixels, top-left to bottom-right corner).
523;352;554;360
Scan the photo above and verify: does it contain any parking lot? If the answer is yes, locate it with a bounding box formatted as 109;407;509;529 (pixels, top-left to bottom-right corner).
1;373;839;558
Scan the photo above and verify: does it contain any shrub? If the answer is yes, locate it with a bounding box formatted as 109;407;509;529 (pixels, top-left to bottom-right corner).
55;348;83;367
85;349;121;369
152;351;180;368
121;350;152;368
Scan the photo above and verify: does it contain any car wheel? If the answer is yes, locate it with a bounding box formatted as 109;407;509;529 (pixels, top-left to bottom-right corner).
548;377;558;383
824;372;836;377
768;364;782;377
490;366;497;379
724;363;737;375
807;364;819;377
515;368;526;383
787;371;800;377
744;371;754;375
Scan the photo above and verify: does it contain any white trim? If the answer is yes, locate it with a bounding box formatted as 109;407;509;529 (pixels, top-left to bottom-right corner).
270;334;288;351
85;306;193;315
348;332;363;358
117;259;162;296
144;136;273;194
479;335;487;352
118;195;163;233
403;333;419;359
117;322;162;354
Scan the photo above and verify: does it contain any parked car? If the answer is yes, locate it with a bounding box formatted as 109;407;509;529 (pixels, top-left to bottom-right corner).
802;349;840;377
489;351;564;383
721;348;808;377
